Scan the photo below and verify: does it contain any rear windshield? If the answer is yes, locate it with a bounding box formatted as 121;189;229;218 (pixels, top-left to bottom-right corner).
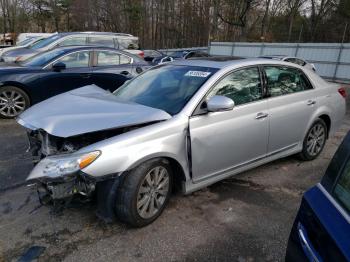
114;64;218;115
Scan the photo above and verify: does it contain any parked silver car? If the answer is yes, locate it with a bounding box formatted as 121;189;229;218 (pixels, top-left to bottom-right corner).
18;57;346;227
259;55;316;72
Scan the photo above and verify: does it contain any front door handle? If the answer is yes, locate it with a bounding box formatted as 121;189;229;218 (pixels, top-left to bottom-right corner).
255;112;269;120
298;223;322;262
307;100;316;106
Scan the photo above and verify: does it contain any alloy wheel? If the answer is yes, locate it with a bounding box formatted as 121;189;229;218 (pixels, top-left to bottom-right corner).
136;166;170;219
0;89;26;117
306;123;326;156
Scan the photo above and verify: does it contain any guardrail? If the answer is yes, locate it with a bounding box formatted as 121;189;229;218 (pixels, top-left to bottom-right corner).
209;42;350;83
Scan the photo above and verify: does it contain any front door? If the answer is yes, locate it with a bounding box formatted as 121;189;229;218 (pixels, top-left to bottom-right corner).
39;50;92;101
189;66;269;182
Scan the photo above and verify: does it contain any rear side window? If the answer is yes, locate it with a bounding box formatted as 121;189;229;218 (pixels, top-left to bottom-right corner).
118;38;139;49
264;66;313;97
58;36;87;46
333;159;350;213
96;51;131;66
89;36;115;48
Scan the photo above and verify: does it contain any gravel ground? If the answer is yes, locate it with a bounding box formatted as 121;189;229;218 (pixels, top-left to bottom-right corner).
0;86;349;262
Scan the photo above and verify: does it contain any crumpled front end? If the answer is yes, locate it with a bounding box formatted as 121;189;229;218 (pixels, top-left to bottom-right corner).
25;129;101;204
22;119;157;204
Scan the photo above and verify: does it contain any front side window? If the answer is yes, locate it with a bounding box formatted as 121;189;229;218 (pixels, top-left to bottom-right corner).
58;36;87;47
89;36;115;48
56;51;90;68
334;159;350;213
207;67;262;106
265;66;312;97
114;65;218;115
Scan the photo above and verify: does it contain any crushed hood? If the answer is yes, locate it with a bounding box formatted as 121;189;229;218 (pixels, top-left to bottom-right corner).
17;85;172;137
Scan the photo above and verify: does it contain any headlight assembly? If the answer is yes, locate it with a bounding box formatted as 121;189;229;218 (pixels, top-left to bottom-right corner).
27;151;101;181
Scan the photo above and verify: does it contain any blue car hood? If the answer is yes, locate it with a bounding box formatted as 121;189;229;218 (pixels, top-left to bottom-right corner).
17;85;172;137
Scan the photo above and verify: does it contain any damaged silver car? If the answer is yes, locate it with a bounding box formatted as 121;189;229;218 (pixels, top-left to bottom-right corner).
18;57;346;227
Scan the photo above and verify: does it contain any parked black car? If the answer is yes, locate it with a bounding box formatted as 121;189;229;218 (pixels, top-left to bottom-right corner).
151;50;209;65
143;49;164;62
0;46;149;118
286;131;350;261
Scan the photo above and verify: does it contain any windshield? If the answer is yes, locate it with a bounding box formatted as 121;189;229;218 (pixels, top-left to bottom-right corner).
114;65;218;115
22;49;66;67
30;34;61;50
17;38;36;46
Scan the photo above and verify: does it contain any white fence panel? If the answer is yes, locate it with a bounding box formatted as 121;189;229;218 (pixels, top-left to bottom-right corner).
209;42;350;82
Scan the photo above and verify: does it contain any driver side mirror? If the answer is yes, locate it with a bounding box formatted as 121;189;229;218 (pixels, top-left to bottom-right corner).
52;62;66;72
206;95;235;112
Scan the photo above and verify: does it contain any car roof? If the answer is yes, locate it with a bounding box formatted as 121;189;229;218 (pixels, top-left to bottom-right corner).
170;56;302;69
54;32;135;38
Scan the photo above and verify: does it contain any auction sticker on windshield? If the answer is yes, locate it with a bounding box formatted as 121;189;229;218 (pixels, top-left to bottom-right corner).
185;71;211;77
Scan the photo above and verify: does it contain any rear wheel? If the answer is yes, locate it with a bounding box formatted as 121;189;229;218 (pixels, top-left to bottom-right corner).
0;86;30;118
299;119;327;161
115;158;173;227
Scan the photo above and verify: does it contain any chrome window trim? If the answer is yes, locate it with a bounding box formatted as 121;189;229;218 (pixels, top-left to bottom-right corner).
94;49;134;66
317;183;350;224
42;49;92;69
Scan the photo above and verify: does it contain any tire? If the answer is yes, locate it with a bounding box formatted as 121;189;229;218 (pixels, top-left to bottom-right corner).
0;86;30;119
115;158;173;227
298;118;328;161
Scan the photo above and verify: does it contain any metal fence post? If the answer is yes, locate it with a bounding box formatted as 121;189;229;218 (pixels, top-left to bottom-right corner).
259;43;265;56
333;23;348;81
231;42;235;56
294;43;299;57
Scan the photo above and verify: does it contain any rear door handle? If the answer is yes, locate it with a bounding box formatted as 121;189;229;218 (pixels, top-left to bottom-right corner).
255;112;269;120
298;223;322;262
80;73;91;79
307;100;316;106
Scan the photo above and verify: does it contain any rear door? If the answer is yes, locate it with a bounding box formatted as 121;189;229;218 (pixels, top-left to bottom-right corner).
91;50;134;91
287;133;350;261
264;65;317;154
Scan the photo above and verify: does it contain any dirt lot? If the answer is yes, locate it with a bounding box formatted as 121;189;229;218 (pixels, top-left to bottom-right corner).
0;87;349;262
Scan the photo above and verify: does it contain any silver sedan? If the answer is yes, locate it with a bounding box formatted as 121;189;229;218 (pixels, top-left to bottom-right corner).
18;57;346;227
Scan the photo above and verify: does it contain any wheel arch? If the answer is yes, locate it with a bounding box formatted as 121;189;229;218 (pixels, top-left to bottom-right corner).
126;153;189;192
0;81;32;104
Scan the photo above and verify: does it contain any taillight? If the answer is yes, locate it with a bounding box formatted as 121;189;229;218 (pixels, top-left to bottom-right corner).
338;87;346;98
138;51;144;59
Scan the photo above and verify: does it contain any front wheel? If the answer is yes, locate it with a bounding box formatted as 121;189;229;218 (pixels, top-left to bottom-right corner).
115;158;173;227
299;119;327;161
